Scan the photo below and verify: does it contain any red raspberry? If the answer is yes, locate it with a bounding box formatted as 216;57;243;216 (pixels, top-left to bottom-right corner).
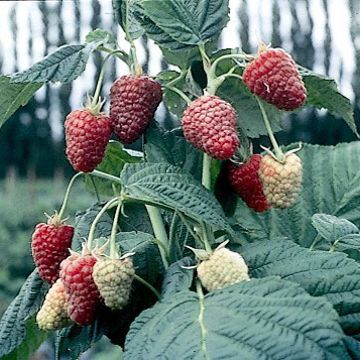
65;109;111;173
227;155;270;212
60;254;101;326
109;75;162;144
32;215;74;284
243;48;307;110
182;95;240;160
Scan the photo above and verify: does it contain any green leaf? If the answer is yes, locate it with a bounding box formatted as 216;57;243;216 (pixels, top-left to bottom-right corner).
300;67;359;137
112;0;144;40
145;122;202;180
55;322;104;360
232;142;360;248
72;203;113;251
117;231;163;282
85;28;117;47
0;270;48;358
142;0;229;46
84;141;142;197
240;238;360;336
119;203;154;234
125;278;348;359
120;162;232;233
218;73;283;138
3;318;47;360
11;44;94;84
0;76;42;128
161;257;194;299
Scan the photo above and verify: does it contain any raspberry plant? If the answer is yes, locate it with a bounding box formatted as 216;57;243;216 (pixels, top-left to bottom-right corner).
1;0;360;359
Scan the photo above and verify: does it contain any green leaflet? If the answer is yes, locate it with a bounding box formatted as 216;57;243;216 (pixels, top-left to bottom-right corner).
232;142;360;248
0;76;42;128
240;238;360;337
0;270;48;358
120;162;232;233
124;277;349;359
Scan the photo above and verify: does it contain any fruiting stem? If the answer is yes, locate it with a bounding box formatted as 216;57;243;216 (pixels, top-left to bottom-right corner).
110;200;122;258
256;97;285;162
166;71;186;87
145;205;169;269
88;197;119;250
201;223;212;252
164;85;192;105
58;172;83;219
134;274;161;299
91;170;123;185
209;53;251;79
202;153;212;190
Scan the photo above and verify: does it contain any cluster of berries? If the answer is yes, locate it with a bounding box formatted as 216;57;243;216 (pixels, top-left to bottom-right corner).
32;216;135;331
65;75;162;173
182;47;305;211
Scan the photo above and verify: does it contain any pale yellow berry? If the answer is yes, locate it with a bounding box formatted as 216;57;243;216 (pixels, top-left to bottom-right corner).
93;257;135;310
259;152;302;209
36;279;71;331
197;248;250;292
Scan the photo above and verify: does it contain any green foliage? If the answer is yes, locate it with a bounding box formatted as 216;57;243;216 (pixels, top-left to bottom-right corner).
232;142;360;248
85;28;118;48
84;141;142;197
125;278;349;359
0;76;42;128
300;67;358;137
0;271;48;358
120;162;232;232
113;0;145;40
240;238;360;336
11;44;96;84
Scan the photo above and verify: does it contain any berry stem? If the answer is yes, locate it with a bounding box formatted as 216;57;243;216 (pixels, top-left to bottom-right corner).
202;153;212;190
58;172;83;219
98;47;131;68
256;97;285;162
134;274;161;299
209;53;251;79
145;205;169;269
201;223;212;252
110;200;122;259
88;197;119;250
91;170;123;185
164;85;192;105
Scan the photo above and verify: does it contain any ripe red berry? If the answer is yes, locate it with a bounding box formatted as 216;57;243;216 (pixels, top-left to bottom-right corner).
182;95;240;160
32;215;74;284
60;254;101;326
110;75;162;144
227;155;270;212
65;109;111;173
243;48;307;111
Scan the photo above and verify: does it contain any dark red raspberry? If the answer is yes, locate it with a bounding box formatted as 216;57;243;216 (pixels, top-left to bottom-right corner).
65;109;111;173
60;254;101;326
31;216;74;284
243;48;307;110
110;75;162;144
227;155;270;212
182;95;239;160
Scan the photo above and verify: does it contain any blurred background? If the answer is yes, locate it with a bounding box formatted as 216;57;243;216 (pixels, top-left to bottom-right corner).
0;0;360;358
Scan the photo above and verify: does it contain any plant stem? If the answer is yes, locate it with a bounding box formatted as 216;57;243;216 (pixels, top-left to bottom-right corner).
88;197;119;250
256;97;285;161
201;223;212;252
202;153;212;190
164;85;192;105
98;47;130;67
58;172;82;219
89;175;101;203
134;274;161;299
145;205;169;269
110;200;122;258
91;170;123;185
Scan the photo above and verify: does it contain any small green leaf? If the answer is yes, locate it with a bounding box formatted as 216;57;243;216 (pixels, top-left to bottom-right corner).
142;0;229;46
11;44;94;84
112;0;144;40
300;67;359;137
240;238;360;336
3;318;47;360
85;28;117;47
125;278;348;359
120;162;232;233
0;76;42;128
0;270;48;358
145;122;202;180
84;141;142;197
